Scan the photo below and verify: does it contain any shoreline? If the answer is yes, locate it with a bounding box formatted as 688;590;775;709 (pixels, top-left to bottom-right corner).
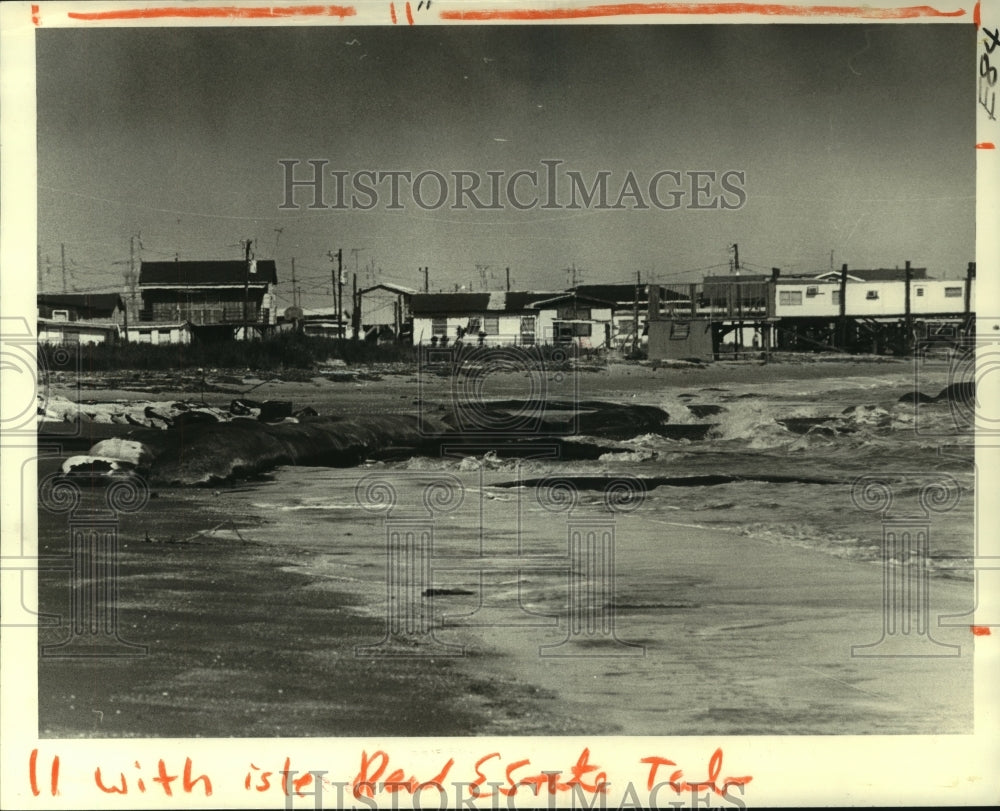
35;357;974;738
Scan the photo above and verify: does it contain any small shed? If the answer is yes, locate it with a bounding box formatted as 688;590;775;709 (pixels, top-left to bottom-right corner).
647;317;715;361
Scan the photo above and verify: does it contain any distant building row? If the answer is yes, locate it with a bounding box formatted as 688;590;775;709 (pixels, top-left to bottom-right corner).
36;260;975;356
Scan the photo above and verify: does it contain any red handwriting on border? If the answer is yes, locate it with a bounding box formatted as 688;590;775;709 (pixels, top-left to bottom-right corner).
972;625;992;635
352;750;455;798
439;3;965;21
242;758;314;796
353;749;609;799
641;748;753;796
93;758;212;797
28;750;60;797
66;5;355;21
470;748;609;797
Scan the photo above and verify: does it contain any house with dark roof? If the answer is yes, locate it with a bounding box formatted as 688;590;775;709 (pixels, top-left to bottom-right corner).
138;260;279;339
410;290;614;348
37;293;125;345
569;283;691;351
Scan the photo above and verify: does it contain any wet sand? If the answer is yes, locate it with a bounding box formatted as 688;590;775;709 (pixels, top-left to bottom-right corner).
37;357;974;737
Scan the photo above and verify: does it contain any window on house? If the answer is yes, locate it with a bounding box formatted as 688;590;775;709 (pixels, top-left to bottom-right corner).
466;317;481;333
670;322;690;339
945;287;962;298
779;291;802;305
806;286;818;297
519;316;536;346
432;318;447;336
158;329;171;337
51;310;69;321
916;287;925;297
832;290;841;305
483;316;499;334
866;290;879;300
557;305;591;320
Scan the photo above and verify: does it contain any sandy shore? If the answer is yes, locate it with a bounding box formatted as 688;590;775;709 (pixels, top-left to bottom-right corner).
37;357;974;738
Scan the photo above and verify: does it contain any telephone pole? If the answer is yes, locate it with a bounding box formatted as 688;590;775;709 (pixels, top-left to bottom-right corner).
352;272;359;340
61;243;67;293
291;257;298;309
243;239;253;340
632;270;641;355
422;266;429;293
329;249;343;337
337;249;344;339
128;234;139;320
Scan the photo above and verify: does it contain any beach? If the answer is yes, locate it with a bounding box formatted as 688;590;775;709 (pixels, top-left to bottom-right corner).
37;356;976;738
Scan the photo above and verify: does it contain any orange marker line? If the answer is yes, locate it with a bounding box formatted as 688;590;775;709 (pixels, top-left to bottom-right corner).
440;3;966;21
406;0;414;24
67;5;356;21
971;625;992;636
976;142;996;149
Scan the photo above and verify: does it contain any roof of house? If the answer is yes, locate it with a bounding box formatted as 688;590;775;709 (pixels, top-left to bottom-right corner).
301;306;348;318
37;292;125;316
411;290;615;316
813;268;930;282
702;274;771;285
359;282;417;296
571;284;649;304
139;260;278;286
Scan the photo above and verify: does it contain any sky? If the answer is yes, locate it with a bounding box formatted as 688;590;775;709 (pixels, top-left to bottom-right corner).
35;23;975;311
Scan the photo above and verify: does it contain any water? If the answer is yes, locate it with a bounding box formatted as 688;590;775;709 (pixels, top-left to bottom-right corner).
385;369;975;581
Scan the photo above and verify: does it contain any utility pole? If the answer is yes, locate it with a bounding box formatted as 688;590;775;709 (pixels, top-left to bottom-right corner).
243;239;253;340
838;263;848;350
291;257;298;309
965;261;975;319
632;270;641;355
352;272;359;340
337;249;344;339
128;234;139;321
732;243;740;276
506;266;511;292
904;260;913;356
422;266;429;293
61;243;67;293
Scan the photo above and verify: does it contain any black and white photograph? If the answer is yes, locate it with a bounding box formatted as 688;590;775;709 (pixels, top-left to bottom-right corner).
1;1;998;807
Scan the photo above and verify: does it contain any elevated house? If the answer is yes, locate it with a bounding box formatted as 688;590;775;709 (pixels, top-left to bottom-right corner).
138;260;279;341
410;291;614;348
647;263;977;360
37;293;126;345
